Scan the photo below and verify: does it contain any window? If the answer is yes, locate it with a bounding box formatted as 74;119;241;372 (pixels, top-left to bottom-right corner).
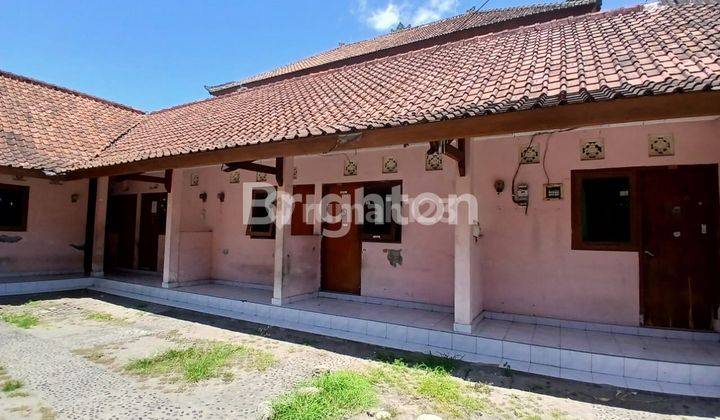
361;181;402;243
0;183;29;231
246;187;275;239
291;184;315;236
571;169;638;251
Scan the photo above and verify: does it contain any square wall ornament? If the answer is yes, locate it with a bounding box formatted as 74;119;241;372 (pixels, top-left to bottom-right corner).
256;172;268;182
382;156;398;173
519;143;540;164
580;138;604;160
190;173;200;186
649;134;675;156
344;160;358;176
425;153;443;171
229;171;241;184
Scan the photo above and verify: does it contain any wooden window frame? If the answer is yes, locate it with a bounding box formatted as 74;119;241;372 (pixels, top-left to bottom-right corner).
246;187;276;239
360;180;402;244
571;168;640;252
0;183;29;232
291;184;315;236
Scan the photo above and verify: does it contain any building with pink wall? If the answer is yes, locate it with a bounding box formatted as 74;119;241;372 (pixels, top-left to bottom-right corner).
2;0;720;395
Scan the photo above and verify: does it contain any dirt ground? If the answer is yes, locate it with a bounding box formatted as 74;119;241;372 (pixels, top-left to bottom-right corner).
0;290;718;419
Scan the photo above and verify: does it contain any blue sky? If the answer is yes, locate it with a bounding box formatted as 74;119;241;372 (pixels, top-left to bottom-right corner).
1;0;642;111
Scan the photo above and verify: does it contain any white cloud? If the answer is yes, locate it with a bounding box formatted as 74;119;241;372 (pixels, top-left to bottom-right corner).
411;0;459;26
367;3;402;31
359;0;460;32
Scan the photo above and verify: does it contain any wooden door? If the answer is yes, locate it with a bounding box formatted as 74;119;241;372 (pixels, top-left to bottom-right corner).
321;183;362;294
640;165;719;330
106;194;137;269
138;193;167;271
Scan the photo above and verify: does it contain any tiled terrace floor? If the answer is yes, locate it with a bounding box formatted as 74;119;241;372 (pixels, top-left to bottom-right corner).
3;274;719;396
99;275;720;366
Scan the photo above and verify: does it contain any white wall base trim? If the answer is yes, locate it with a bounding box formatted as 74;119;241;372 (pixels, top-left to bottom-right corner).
482;311;720;342
318;291;453;313
0;270;84;279
272;291;318;306
454;312;484;333
212;279;273;290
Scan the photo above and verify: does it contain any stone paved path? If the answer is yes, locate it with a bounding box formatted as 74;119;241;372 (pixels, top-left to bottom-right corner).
0;324;229;419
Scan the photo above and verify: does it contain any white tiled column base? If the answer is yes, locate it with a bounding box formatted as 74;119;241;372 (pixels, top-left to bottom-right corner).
87;278;720;398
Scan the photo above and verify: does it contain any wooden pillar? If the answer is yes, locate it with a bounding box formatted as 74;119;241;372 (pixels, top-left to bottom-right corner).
272;157;295;306
162;169;183;288
91;177;109;277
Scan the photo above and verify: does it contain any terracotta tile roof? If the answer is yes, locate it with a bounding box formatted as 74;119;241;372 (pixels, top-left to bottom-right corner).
84;3;720;171
207;0;601;94
0;71;143;174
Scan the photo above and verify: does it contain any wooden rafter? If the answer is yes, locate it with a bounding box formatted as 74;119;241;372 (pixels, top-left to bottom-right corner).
110;169;174;192
223;157;284;186
428;138;466;176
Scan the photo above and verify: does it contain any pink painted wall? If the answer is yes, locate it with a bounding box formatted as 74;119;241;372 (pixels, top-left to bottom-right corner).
295;147;457;306
472;118;720;325
0;175;88;276
171;146;458;306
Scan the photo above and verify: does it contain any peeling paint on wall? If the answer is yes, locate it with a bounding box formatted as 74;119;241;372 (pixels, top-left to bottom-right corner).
385;249;402;267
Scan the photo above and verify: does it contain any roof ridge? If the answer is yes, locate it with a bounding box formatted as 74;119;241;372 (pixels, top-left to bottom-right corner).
208;0;600;91
0;69;145;114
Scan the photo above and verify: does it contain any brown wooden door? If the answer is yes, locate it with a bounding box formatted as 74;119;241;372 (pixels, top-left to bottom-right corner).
640;165;719;330
106;194;137;269
138;193;167;271
321;183;362;294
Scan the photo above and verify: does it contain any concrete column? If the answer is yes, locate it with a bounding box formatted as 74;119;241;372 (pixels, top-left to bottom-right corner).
453;141;482;333
91;177;109;277
272;157;295;306
162;169;183;288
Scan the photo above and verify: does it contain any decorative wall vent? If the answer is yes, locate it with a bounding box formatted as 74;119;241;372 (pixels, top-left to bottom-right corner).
229;171;241;184
190;173;200;186
256;172;267;182
580;139;604;160
344;160;358;176
425;153;443;171
648;134;675;156
382;156;398;173
519;143;540;164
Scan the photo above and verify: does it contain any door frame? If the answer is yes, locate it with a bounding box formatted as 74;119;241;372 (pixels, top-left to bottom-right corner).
137;192;168;271
320;182;364;294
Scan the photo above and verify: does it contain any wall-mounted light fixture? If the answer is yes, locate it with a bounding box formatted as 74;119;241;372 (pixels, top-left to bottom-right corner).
71;193;80;203
199;192;208;202
494;179;505;195
217;192;225;203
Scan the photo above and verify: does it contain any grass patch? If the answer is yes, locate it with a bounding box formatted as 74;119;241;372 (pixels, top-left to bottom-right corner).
0;312;39;329
271;371;377;420
84;311;125;323
2;379;23;392
124;342;276;382
0;365;6;376
368;356;489;418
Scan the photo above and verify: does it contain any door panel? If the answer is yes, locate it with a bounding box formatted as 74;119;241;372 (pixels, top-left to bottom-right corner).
106;194;137;269
640;165;719;330
321;183;362;294
138;193;167;271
